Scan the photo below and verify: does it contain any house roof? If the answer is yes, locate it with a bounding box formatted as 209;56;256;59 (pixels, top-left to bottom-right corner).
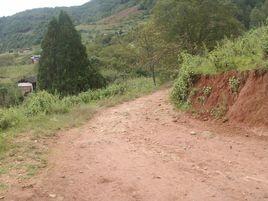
18;76;37;84
18;83;33;87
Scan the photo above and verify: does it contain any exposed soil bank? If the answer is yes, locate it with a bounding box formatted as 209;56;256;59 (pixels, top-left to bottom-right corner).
190;69;268;128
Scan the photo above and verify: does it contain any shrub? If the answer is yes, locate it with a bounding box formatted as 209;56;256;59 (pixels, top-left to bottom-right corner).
203;86;212;97
62;96;82;107
23;91;60;116
0;84;23;107
229;76;240;93
189;25;268;74
0;108;22;130
171;52;195;107
262;36;268;58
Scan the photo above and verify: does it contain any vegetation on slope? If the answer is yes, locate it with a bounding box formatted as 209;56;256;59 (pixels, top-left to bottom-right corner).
171;25;268;107
0;0;154;53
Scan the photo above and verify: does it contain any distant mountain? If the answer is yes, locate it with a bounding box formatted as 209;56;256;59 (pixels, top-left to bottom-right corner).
0;0;156;53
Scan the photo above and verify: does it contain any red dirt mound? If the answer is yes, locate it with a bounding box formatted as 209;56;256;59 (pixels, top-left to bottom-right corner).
189;70;268;128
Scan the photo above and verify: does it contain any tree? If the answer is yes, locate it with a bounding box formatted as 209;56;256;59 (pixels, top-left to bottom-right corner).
153;0;244;53
250;0;268;27
38;11;105;95
136;23;167;85
250;7;266;27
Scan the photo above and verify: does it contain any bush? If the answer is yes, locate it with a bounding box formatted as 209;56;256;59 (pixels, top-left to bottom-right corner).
189;25;268;74
0;77;155;132
0;108;22;130
229;76;240;93
171;53;196;107
0;84;23;107
23;91;61;116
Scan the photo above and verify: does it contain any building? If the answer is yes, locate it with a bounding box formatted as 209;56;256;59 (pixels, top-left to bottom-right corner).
18;83;33;95
18;76;37;95
31;55;41;64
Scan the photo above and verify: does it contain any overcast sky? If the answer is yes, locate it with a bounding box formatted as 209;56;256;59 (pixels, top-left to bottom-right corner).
0;0;90;17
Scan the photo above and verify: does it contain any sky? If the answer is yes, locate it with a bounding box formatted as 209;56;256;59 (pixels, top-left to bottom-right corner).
0;0;90;17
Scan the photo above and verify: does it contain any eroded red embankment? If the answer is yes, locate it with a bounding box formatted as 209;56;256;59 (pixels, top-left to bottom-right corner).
189;70;268;128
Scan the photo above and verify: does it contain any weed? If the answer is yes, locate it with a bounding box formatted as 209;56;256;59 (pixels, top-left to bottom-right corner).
197;96;206;105
203;86;212;97
185;26;268;74
210;103;228;119
229;76;240;93
171;52;195;107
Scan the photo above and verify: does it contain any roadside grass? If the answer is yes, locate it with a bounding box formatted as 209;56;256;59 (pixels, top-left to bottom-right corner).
0;77;158;193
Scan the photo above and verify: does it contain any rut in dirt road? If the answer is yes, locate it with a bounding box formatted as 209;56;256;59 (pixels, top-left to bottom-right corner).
7;90;268;201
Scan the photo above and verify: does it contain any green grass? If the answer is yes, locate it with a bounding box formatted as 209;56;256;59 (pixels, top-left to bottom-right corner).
0;64;37;84
190;26;268;74
0;77;158;185
171;25;268;108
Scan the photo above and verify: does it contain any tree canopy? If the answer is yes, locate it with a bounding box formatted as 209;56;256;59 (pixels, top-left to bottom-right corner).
38;11;104;95
153;0;243;53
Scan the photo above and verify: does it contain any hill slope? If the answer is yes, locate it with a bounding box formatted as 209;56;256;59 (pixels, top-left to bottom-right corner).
0;0;156;53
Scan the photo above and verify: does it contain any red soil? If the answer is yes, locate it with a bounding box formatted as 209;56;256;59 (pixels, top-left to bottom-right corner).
4;90;268;201
190;70;268;128
99;6;141;25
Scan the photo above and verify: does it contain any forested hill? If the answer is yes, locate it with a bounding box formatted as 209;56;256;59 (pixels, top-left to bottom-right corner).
0;0;267;53
0;0;156;53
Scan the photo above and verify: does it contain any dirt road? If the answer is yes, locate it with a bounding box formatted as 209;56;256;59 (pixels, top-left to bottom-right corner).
6;90;268;201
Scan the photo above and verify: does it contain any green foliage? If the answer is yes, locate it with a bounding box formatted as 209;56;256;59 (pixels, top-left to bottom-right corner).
0;0;145;53
38;11;105;95
0;108;23;130
153;0;243;52
229;76;240;93
0;64;37;84
23;91;63;116
249;0;268;27
0;77;155;133
0;84;23;107
187;26;268;74
210;103;228;119
262;34;268;58
171;52;195;107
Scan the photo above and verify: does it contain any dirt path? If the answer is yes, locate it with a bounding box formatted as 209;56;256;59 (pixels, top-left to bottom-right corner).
6;90;268;201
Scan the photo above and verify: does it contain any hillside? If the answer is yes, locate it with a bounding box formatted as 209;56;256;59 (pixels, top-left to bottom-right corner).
0;0;156;53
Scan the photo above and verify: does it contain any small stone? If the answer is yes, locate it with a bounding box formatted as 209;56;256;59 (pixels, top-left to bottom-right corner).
172;119;178;123
0;196;5;199
158;104;162;106
203;118;208;121
49;194;57;198
222;118;229;123
245;134;249;137
79;171;83;174
190;131;197;136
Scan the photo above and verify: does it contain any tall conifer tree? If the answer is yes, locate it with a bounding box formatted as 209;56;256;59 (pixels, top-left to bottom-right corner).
38;11;104;95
